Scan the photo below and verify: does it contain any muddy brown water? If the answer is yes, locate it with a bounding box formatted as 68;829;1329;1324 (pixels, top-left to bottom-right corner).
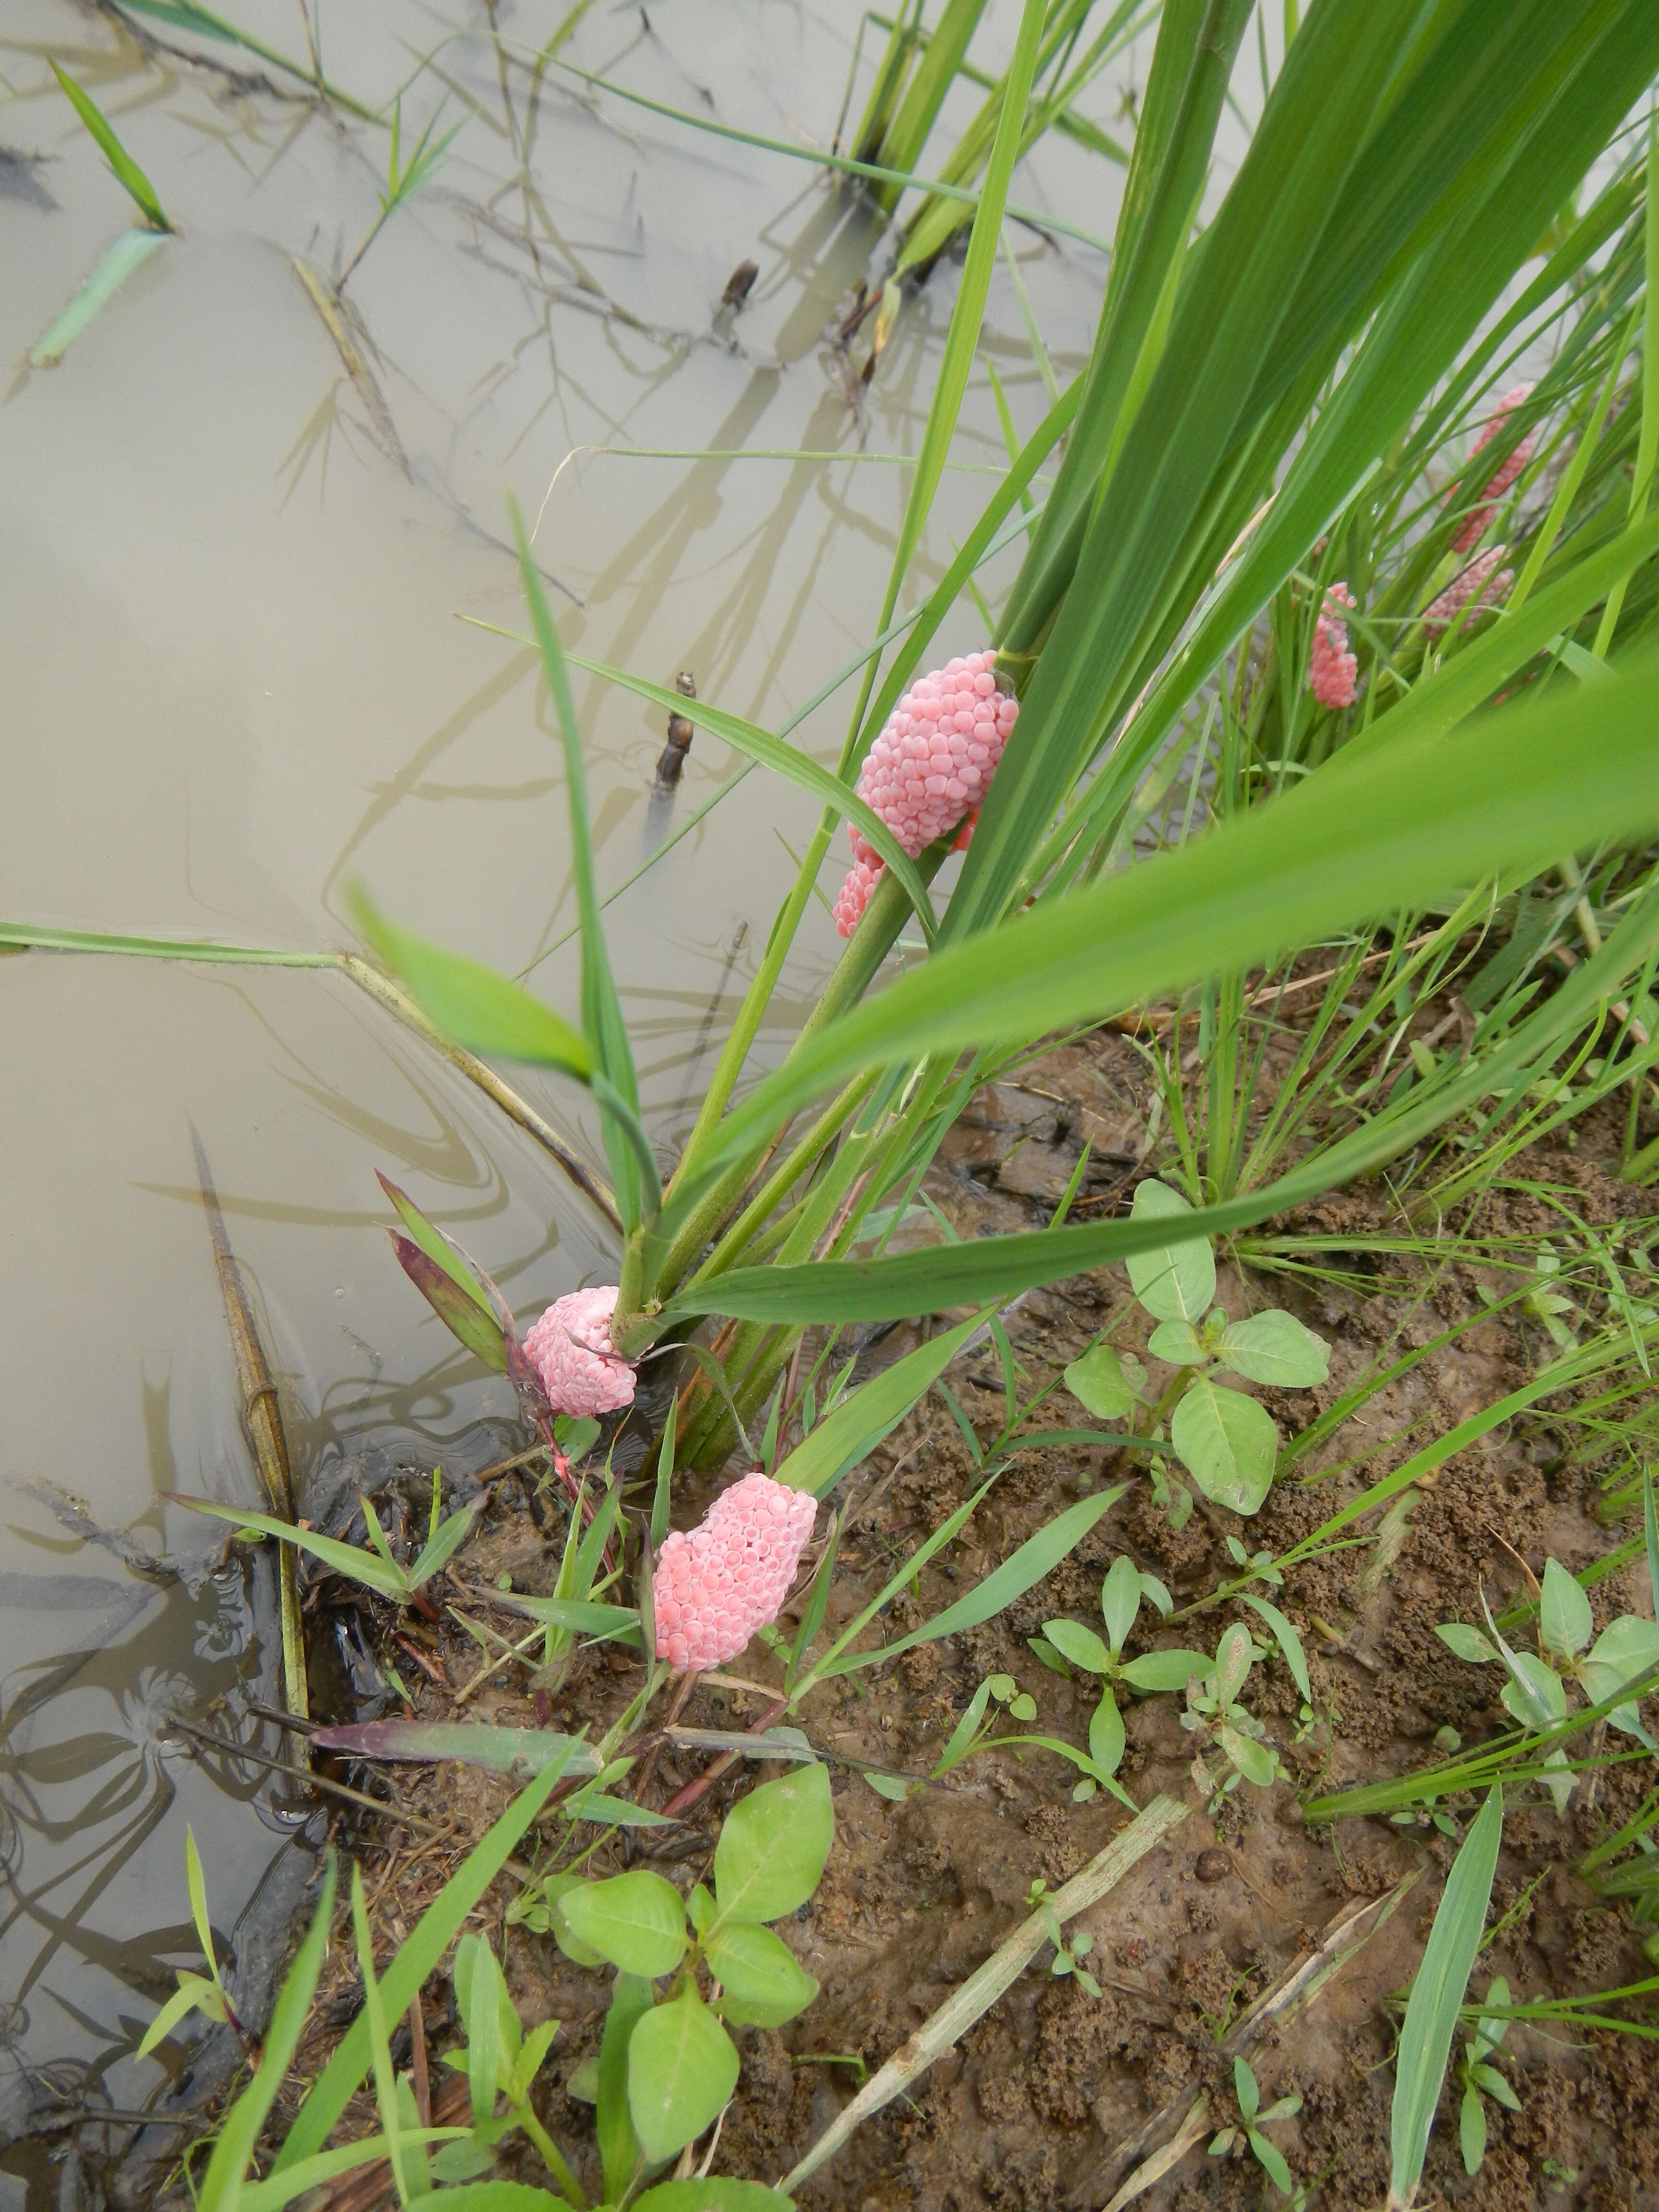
0;0;1170;2193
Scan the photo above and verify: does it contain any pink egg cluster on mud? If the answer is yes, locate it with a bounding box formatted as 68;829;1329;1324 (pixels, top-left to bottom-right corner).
1309;582;1358;710
1451;382;1536;553
833;649;1019;938
653;1472;818;1671
1423;545;1514;640
523;1286;636;1417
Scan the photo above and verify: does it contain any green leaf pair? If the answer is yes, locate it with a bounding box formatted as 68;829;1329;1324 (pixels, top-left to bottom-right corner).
547;1769;833;2168
1065;1180;1330;1517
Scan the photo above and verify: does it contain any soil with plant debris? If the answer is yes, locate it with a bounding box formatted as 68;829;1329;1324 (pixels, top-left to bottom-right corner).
145;1019;1659;2212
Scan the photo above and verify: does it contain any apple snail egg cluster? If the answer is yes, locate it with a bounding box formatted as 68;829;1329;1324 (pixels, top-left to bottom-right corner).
523;1285;637;1418
653;1472;819;1671
834;648;1019;938
1308;582;1359;710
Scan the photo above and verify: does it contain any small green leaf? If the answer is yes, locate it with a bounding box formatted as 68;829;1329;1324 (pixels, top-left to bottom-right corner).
1475;2064;1520;2111
1436;1623;1499;1664
1043;1617;1114;1673
1215;1309;1330;1387
136;1973;227;2058
1239;1594;1312;1703
1126;1180;1216;1323
409;1493;487;1587
706;1922;820;2027
453;1934;514;2125
1581;1614;1659;1733
1249;2128;1294;2196
1171;1378;1279;1515
1497;1649;1567;1730
1139;1571;1174;1618
1234;2058;1260;2123
1539;1557;1594;1660
350;887;593;1079
1101;1555;1144;1650
598;1972;654;2202
184;1826;216;1972
1148;1319;1208;1365
1088;1687;1126;1777
1063;1343;1148;1421
1219;1726;1275;1786
1213;1622;1254;1709
558;1871;689;1978
863;1771;910;1802
1460;2081;1487;2173
530;1874;605;1968
1390;1787;1503;2204
634;2180;798;2211
713;1765;833;1925
627;1986;740;2162
1118;1647;1211;1692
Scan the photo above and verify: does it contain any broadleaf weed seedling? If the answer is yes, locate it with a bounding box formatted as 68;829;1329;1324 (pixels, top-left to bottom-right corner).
1437;1554;1659;1809
1208;2056;1303;2198
530;1767;832;2179
1025;1878;1103;1999
1454;1976;1521;2176
1064;1180;1330;1523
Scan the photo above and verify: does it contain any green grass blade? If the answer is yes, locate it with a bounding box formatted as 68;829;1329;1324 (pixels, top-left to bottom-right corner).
167;1496;409;1599
510;497;647;1232
1390;1789;1503;2207
348;889;592;1078
878;0;1049;663
819;1486;1125;1677
773;1308;989;1498
27;228;171;366
966;0;1659;938
566;653;938;938
1000;0;1250;649
0;920;330;963
872;0;988;211
273;1752;581;2171
196;1858;337;2210
50;62;169;229
534;44;1111;253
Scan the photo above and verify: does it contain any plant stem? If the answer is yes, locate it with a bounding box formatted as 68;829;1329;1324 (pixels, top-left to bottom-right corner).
515;2102;589;2207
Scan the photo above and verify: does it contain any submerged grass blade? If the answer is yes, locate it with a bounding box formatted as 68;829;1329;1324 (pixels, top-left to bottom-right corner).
27;229;170;367
113;0;383;121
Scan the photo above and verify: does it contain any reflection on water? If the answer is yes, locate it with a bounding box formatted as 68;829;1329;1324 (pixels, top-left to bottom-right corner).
0;0;1136;2186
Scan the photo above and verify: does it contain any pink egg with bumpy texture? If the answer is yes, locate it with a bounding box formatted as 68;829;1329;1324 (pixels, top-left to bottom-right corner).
652;1473;819;1670
834;648;1018;937
523;1286;636;1417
